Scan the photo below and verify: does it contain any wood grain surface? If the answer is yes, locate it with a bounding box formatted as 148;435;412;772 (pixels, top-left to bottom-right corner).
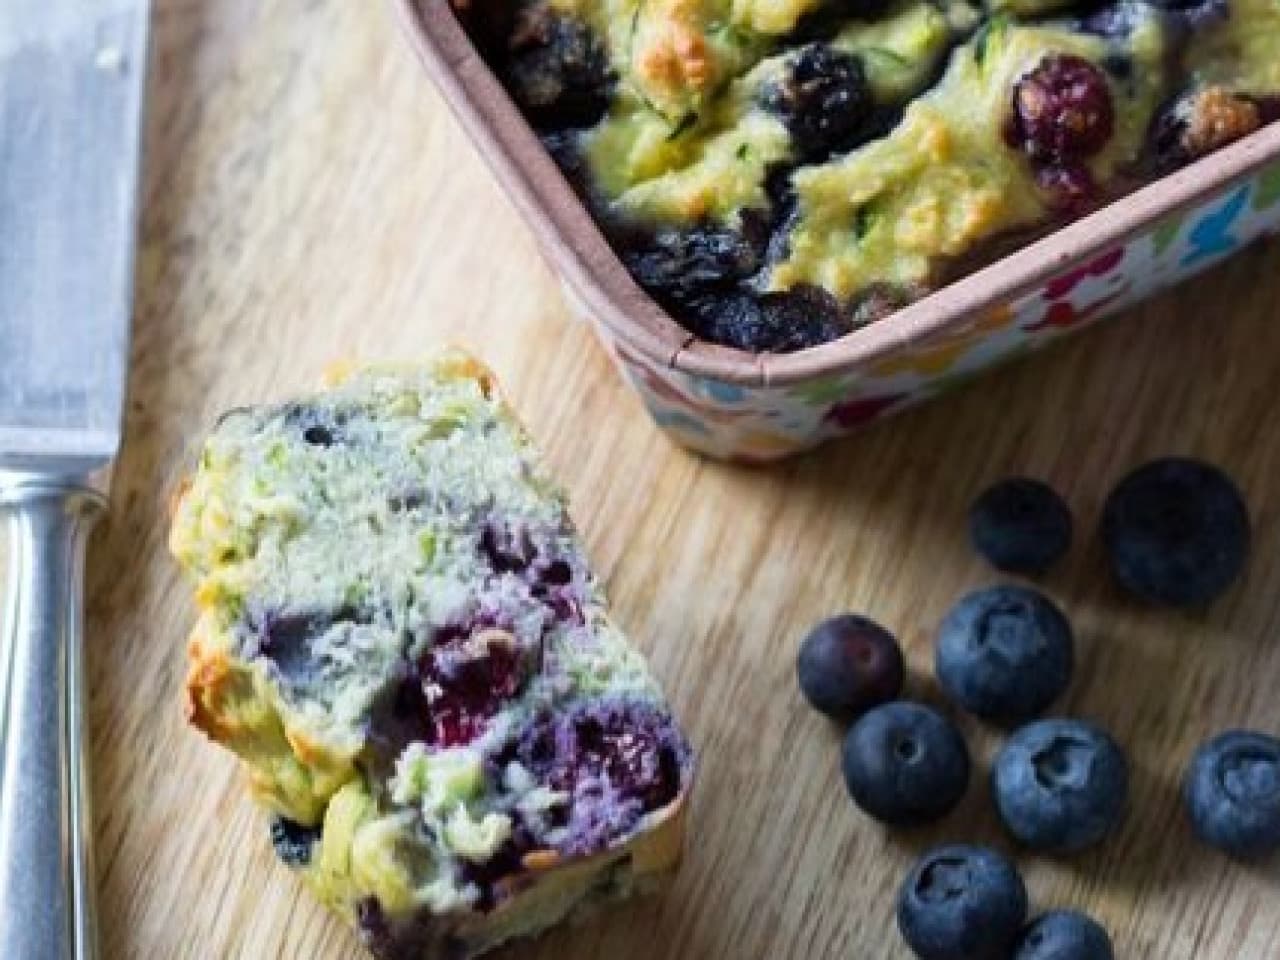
82;1;1280;957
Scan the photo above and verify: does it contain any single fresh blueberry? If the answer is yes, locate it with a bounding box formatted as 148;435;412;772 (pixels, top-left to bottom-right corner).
1101;458;1249;607
797;614;905;722
897;844;1028;960
969;478;1073;575
842;701;971;826
936;586;1074;725
1183;730;1280;859
993;718;1128;853
270;816;322;868
1015;911;1114;960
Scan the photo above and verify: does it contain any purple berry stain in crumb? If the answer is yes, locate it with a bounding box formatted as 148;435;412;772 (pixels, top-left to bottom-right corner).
1036;164;1100;215
419;627;527;748
479;522;537;574
252;606;368;684
458;826;539;912
509;700;691;858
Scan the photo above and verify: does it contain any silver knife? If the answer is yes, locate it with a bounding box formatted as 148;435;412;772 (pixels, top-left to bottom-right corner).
0;1;151;957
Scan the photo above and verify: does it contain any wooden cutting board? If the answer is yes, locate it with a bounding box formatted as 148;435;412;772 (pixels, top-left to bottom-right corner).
87;2;1280;957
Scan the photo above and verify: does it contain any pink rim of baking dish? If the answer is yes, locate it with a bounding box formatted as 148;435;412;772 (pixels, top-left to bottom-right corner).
393;0;1280;388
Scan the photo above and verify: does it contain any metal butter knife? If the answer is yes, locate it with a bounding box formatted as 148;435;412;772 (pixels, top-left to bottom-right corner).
0;1;151;957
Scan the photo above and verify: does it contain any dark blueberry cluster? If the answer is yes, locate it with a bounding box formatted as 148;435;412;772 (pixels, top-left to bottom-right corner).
760;45;874;160
622;223;766;308
1008;55;1115;213
622;222;852;352
687;286;852;353
504;7;611;129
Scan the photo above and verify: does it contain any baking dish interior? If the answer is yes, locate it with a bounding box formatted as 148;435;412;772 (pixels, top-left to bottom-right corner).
396;0;1280;387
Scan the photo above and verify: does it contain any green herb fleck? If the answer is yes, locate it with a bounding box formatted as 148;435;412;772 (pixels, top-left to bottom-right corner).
667;113;699;140
418;531;438;565
854;205;881;242
864;47;910;69
973;15;1009;67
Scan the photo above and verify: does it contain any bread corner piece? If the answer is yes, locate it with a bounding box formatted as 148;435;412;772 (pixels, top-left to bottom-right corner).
169;350;693;959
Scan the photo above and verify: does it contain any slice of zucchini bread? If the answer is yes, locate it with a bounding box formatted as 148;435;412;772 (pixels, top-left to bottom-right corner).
170;352;692;959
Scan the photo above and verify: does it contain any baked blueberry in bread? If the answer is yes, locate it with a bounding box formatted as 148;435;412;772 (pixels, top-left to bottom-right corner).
170;352;693;959
462;0;1280;351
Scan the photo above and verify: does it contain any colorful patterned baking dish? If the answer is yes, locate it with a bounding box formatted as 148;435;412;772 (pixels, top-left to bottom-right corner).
393;0;1280;462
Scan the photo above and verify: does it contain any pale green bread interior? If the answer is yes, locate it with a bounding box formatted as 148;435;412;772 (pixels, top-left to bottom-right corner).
171;356;680;953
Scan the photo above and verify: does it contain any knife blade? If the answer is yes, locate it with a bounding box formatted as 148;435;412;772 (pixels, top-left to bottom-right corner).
0;0;149;475
0;2;151;958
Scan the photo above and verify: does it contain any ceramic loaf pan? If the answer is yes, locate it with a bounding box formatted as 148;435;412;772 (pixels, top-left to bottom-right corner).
393;0;1280;463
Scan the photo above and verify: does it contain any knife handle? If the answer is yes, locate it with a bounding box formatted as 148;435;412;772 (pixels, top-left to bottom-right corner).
0;478;105;960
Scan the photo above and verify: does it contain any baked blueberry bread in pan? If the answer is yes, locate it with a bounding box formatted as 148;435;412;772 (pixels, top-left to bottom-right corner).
463;0;1280;351
170;353;692;959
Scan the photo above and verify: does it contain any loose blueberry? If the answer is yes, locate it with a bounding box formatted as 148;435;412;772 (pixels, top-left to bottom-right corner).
269;816;322;868
993;718;1128;853
843;702;971;826
1009;55;1115;164
1183;730;1280;860
505;8;611;129
1101;457;1250;607
1015;911;1114;960
761;45;874;159
969;478;1073;576
936;586;1074;726
796;614;905;722
897;844;1028;960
